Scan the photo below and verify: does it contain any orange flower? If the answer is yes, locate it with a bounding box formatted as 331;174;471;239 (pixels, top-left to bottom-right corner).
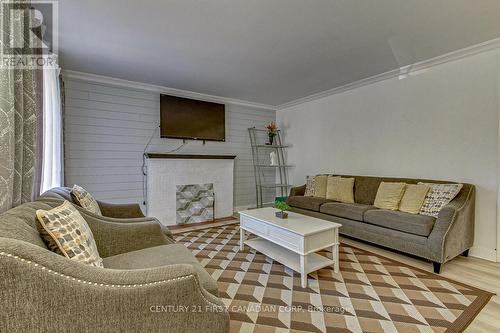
266;121;278;133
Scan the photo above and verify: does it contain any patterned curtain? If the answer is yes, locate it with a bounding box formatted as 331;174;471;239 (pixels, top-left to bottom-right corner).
0;1;41;212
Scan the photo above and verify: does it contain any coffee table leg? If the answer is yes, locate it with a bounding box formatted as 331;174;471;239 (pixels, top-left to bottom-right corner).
333;228;339;273
300;255;307;288
332;244;339;273
240;228;245;251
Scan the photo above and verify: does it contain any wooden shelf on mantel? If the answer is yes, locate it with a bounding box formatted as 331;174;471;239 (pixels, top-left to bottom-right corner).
145;153;236;160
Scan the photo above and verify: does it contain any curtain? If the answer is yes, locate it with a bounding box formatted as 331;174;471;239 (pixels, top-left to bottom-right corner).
40;67;63;194
0;1;41;213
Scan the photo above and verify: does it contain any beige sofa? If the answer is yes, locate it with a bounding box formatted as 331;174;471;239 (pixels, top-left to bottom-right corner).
0;196;229;332
287;174;475;273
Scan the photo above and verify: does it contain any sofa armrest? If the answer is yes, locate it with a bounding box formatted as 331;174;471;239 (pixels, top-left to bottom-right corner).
40;198;174;242
81;211;174;243
40;189;146;218
82;214;172;257
290;184;306;197
41;198;150;222
91;215;174;241
97;200;145;218
427;184;475;263
0;239;229;333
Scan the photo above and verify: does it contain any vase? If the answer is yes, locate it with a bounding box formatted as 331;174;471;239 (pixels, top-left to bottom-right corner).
270;151;278;166
268;133;275;145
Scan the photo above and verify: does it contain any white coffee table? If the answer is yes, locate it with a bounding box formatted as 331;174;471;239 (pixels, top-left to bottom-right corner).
239;207;341;288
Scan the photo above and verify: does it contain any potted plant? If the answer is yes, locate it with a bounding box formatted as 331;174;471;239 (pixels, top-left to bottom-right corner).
265;121;278;145
274;200;289;219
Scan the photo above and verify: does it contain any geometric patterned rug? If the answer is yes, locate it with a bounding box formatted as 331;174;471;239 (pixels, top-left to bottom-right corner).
173;223;493;333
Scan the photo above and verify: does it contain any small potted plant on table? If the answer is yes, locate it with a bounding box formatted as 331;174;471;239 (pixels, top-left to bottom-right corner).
274;200;289;219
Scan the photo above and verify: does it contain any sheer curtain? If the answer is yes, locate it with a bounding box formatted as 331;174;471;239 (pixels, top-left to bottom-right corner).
40;67;64;194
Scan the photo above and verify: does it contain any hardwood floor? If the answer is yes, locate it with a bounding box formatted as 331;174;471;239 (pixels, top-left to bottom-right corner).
341;237;500;333
172;220;500;331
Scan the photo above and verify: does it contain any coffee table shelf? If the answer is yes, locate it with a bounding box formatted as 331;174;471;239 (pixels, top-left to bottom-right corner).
245;237;335;275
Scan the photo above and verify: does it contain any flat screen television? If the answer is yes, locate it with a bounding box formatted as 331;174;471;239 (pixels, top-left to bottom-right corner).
160;94;225;141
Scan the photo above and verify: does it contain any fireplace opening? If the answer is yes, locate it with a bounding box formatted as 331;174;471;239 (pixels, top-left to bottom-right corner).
176;183;215;224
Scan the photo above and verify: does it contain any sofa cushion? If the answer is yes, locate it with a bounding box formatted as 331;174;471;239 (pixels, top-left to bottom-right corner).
320;203;374;221
103;244;219;296
287;196;332;212
373;182;406;210
364;209;436;237
326;177;355;203
331;175;463;205
399;184;430;214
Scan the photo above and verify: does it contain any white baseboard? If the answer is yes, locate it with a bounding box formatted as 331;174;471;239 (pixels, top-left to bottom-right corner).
469;246;497;262
233;205;249;213
234;202;274;214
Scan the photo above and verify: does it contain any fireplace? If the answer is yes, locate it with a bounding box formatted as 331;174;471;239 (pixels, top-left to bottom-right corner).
145;153;235;226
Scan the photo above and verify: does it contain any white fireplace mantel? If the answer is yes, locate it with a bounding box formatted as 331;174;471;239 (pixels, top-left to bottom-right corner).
145;154;235;226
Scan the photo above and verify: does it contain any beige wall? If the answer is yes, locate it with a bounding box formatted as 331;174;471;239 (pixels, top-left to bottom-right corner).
278;48;500;261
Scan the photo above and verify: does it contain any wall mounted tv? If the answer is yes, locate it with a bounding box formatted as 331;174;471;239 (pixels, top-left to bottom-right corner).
160;94;225;141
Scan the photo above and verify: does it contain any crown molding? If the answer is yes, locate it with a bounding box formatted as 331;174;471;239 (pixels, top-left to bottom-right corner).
63;37;500;111
62;70;276;111
278;38;500;110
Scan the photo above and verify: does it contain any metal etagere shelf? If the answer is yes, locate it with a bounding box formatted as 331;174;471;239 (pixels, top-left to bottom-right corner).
248;127;293;208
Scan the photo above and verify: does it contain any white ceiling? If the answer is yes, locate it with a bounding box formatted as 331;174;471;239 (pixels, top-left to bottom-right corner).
54;0;500;106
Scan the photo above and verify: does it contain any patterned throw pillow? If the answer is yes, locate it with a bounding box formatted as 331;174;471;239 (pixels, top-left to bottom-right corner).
36;201;103;268
304;176;316;197
71;184;102;215
313;175;329;198
418;183;463;217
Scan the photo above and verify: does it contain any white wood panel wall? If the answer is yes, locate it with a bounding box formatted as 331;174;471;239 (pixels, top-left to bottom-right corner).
63;78;276;211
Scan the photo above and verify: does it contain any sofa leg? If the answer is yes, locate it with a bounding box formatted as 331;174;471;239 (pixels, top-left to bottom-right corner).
433;262;442;274
461;249;470;257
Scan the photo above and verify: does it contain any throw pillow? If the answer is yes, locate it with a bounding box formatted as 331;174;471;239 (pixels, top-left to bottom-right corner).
304;176;316;197
419;182;463;217
399;184;430;214
373;182;406;210
313;175;328;198
71;184;102;215
326;176;355;203
36;201;103;268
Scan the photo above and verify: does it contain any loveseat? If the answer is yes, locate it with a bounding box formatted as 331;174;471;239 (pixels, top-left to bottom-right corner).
287;174;475;273
40;186;146;218
39;187;173;238
0;198;229;332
